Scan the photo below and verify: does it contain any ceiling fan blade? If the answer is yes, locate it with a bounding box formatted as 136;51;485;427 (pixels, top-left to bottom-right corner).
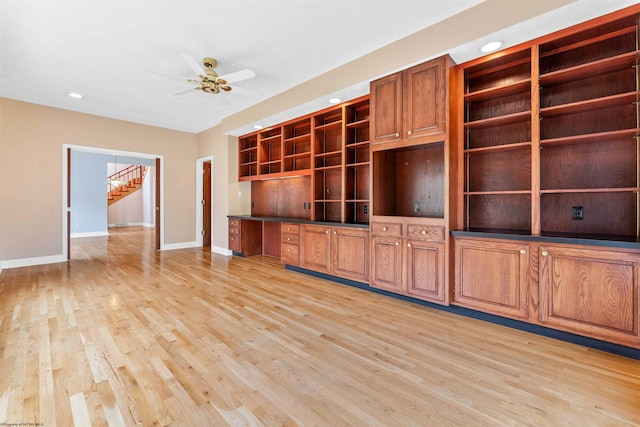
180;53;205;77
219;69;255;84
229;85;257;96
147;70;193;81
172;86;200;96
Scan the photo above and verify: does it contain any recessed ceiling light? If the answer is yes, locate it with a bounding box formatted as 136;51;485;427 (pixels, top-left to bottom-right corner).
329;98;341;104
68;92;83;99
480;41;503;53
253;125;263;130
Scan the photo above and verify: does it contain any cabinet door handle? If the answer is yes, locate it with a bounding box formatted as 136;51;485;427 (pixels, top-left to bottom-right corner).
520;249;526;254
395;133;399;137
333;231;337;235
407;243;412;248
230;237;234;240
287;227;291;231
542;250;548;256
383;226;388;231
287;237;291;241
326;230;329;234
408;130;412;135
395;241;399;246
421;230;426;235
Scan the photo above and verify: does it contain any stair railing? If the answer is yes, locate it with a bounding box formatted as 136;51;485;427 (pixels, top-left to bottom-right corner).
107;165;147;198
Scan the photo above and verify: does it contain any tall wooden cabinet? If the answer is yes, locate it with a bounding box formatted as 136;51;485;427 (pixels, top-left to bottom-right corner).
369;54;456;305
454;5;640;349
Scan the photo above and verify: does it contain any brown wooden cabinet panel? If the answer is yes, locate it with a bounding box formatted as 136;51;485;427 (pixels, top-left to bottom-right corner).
371;218;448;304
454;238;530;320
228;219;262;257
371;56;449;149
281;222;301;266
407;240;444;301
404;57;446;140
370;72;402;145
332;227;369;282
539;245;639;347
370;236;403;292
300;225;332;272
300;224;369;283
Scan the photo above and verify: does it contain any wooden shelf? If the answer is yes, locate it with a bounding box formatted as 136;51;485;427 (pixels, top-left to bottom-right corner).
283;134;310;143
464;190;532;196
240;161;257;166
346;119;369;130
539;51;640;86
284;152;310;159
540;26;637;59
540;91;640;117
314;165;342;172
464;111;531;129
314;120;342;131
540;187;639;194
464;141;531;154
260;133;282;143
314;150;342;158
346;161;369;168
540;128;640;147
465;79;531;103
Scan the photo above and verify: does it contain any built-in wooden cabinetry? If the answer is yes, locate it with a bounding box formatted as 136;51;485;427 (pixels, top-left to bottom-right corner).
281;223;300;266
240;96;370;225
228;218;262;257
369;54;456;305
371;218;446;303
454;6;640;349
300;224;369;283
371;56;449;149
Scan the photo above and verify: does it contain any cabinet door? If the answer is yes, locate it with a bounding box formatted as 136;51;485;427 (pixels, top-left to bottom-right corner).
406;240;445;304
370;72;403;145
300;225;331;272
539;245;640;348
404;57;446;140
332;227;369;283
370;236;403;292
454;238;530;320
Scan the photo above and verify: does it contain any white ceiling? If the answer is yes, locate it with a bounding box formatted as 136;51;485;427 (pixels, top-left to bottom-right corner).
1;0;638;136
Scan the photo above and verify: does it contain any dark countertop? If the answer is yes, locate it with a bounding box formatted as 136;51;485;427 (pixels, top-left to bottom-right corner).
451;230;640;250
227;215;370;229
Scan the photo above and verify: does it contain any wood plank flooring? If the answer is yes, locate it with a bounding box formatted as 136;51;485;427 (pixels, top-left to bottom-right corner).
1;226;639;426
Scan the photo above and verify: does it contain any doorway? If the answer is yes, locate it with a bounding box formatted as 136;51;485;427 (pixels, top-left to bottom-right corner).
203;161;211;247
63;145;163;260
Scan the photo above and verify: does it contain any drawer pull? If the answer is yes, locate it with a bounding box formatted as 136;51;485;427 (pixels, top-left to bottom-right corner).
287;237;291;241
421;229;426;235
408;130;412;135
395;241;399;246
326;230;329;234
395;133;399;137
333;231;337;235
407;243;412;248
520;249;526;254
542;250;548;257
383;226;388;231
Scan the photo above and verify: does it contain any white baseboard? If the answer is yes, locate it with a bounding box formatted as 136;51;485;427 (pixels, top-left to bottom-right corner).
71;231;109;238
108;222;145;227
212;246;233;256
142;222;154;228
0;261;3;275
1;254;66;270
162;241;198;251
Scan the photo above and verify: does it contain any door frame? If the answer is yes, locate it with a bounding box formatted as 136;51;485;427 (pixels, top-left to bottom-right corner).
195;156;213;249
62;144;165;259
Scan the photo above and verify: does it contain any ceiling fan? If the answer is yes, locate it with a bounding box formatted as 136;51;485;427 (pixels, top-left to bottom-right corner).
153;54;256;96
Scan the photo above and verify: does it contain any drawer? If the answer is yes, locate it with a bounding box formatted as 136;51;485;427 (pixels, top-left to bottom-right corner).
229;227;241;236
282;232;299;245
281;223;300;234
229;234;241;252
371;222;402;237
407;224;444;241
281;243;299;265
229;219;241;228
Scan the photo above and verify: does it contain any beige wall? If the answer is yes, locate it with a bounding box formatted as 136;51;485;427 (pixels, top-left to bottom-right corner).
0;98;197;262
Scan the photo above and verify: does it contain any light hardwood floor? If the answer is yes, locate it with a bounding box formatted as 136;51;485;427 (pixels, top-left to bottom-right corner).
1;227;639;426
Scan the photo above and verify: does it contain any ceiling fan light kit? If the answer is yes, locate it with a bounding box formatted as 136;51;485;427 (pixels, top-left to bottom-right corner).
174;53;255;95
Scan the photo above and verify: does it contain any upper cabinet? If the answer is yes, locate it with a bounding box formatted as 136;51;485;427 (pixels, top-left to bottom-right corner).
371;56;450;149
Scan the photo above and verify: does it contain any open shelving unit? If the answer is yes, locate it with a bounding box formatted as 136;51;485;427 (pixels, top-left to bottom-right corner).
344;98;370;224
283;118;312;173
462;48;533;233
239;134;258;178
313;108;344;222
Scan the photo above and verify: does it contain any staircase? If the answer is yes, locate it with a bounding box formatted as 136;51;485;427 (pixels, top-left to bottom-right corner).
107;165;148;206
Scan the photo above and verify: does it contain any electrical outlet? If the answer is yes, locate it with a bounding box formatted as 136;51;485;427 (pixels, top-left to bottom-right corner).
414;202;421;212
363;204;368;214
572;206;584;220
